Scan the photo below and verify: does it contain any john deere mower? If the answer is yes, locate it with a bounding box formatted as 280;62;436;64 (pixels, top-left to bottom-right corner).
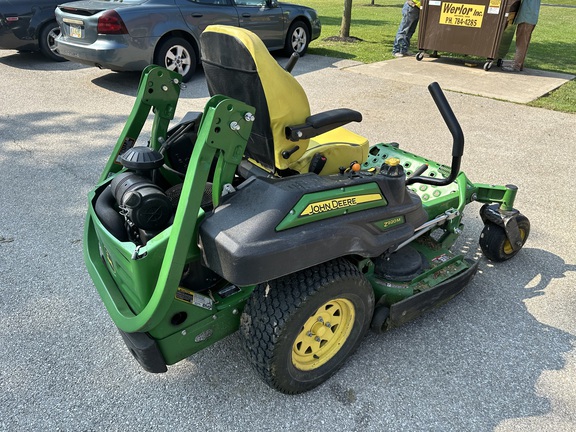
84;25;529;394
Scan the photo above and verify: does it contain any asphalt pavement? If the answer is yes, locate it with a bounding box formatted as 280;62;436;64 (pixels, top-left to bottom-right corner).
1;49;575;431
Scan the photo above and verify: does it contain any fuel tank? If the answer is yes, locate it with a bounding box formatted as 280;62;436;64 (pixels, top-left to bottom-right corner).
199;171;428;286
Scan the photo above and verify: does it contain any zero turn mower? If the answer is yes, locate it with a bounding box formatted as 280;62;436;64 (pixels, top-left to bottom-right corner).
84;25;529;394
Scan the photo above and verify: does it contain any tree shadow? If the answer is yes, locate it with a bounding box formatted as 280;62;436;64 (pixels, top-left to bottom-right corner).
308;48;359;60
521;40;576;75
359;2;404;7
0;50;88;72
0;109;128;187
306;244;576;429
90;67;212;100
157;245;576;430
87;53;358;97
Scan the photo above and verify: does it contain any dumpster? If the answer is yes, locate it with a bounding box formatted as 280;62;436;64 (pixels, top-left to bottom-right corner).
416;0;521;70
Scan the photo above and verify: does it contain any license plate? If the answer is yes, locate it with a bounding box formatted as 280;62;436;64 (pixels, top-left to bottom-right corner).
70;24;83;39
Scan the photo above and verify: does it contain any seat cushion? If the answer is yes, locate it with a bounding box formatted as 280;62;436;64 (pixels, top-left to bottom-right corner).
288;127;370;175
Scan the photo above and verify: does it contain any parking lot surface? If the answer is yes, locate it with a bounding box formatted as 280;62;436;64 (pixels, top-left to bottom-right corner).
1;50;575;431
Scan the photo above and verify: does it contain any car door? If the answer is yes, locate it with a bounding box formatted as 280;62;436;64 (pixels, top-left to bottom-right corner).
177;0;240;36
233;0;284;49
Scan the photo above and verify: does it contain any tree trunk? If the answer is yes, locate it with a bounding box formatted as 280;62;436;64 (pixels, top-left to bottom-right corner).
340;0;353;38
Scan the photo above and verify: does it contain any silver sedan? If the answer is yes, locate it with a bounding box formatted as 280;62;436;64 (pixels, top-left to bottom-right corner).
55;0;321;81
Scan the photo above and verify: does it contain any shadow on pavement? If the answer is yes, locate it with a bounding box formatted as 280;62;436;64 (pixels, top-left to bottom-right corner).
0;50;88;72
87;53;356;98
328;245;576;429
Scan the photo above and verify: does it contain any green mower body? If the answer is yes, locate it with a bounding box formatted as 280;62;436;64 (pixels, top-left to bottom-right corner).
84;33;528;393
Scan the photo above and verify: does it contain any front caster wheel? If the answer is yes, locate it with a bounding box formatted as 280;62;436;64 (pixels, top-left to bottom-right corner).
484;60;493;71
240;258;374;394
480;214;530;262
416;51;424;61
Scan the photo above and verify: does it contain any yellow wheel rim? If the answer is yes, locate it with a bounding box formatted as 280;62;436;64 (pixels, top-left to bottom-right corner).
292;298;355;371
503;228;527;255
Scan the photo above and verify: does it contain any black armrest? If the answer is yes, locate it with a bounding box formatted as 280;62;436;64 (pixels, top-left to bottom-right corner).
285;108;362;141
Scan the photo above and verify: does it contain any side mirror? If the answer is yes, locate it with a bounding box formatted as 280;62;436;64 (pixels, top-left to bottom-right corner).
267;0;278;7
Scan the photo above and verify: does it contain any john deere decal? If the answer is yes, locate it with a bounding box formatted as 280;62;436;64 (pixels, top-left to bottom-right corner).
300;194;383;216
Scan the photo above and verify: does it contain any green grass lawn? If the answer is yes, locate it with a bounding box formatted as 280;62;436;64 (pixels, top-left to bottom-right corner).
295;0;576;112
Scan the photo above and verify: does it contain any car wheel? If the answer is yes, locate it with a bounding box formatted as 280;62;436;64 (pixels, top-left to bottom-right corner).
283;21;310;57
154;37;196;82
39;22;67;62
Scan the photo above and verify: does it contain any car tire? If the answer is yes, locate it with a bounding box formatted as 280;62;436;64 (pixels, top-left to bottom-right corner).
154;37;196;82
39;22;67;62
283;21;310;57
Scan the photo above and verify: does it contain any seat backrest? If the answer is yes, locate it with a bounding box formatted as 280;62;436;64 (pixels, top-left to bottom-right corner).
200;25;311;173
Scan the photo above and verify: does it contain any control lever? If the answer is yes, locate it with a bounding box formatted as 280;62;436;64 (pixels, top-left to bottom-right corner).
406;82;464;186
284;52;299;73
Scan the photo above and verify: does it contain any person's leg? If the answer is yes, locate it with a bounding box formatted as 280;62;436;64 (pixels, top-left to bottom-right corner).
405;10;420;52
392;3;419;55
513;22;536;70
503;22;536;71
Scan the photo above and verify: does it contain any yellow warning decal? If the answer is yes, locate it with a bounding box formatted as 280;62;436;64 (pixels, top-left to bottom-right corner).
176;287;213;310
104;249;115;272
300;193;383;216
487;0;501;14
439;2;485;28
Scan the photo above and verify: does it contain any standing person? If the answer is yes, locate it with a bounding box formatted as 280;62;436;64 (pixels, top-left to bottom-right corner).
502;0;541;72
392;0;421;57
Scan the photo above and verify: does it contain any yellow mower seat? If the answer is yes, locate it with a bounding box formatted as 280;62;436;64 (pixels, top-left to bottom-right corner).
200;25;368;175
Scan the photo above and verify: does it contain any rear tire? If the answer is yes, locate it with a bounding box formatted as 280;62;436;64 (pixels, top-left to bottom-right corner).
154;37;196;82
39;22;67;62
240;258;374;394
283;21;310;57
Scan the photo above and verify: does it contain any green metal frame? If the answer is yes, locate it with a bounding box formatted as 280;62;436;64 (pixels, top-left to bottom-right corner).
84;66;256;335
99;65;182;182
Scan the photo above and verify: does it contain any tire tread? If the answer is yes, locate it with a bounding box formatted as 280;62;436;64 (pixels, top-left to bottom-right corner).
240;258;372;393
